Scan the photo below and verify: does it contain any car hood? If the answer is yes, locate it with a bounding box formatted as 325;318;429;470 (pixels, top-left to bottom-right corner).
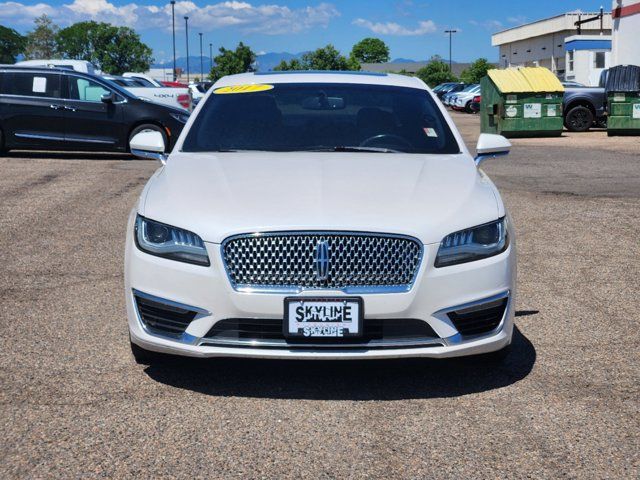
141;152;501;244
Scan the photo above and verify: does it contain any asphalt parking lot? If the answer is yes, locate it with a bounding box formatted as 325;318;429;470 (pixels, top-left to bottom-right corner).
1;112;638;478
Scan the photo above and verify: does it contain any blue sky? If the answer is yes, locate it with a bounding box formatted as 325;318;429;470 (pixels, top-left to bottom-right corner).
1;0;610;62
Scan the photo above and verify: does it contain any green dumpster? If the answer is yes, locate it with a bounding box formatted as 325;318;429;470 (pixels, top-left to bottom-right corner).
605;64;640;136
481;67;564;138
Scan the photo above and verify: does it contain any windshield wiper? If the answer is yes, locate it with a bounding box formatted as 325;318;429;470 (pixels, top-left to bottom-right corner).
304;146;402;153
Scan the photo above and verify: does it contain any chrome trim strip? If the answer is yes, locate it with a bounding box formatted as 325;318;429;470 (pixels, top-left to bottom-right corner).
440;290;510;345
220;230;425;295
66;137;114;144
131;149;168;165
131;289;208;345
14;132;65;141
198;337;444;349
132;288;209;315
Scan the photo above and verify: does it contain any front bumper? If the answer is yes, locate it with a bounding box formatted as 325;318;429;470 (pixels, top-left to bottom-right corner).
125;214;517;360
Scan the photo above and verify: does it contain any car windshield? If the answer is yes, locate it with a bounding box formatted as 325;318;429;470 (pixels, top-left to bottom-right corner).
182;83;460;154
461;84;479;92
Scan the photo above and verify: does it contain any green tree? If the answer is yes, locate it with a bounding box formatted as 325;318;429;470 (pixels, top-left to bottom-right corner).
0;25;26;63
274;45;359;71
24;14;58;59
209;42;256;81
56;21;153;74
415;56;458;87
460;58;492;84
350;37;390;64
274;58;302;71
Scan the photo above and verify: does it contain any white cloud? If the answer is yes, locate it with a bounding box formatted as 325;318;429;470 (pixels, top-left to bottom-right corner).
0;0;340;34
507;15;527;25
469;19;503;31
352;18;436;36
0;2;56;24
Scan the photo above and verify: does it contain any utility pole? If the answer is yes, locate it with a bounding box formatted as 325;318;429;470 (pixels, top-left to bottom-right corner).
170;1;176;81
184;16;190;83
199;33;203;80
444;29;458;72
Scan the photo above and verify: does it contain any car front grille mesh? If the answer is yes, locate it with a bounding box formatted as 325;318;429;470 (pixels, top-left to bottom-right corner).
222;232;422;291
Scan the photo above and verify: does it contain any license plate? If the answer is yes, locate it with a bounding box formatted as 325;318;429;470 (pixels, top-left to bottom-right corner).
284;298;363;338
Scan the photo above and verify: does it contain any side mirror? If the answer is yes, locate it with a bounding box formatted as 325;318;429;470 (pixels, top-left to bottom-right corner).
475;133;511;166
130;130;168;165
100;92;115;103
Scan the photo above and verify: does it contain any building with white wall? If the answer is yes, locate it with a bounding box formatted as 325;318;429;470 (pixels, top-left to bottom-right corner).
492;11;612;78
611;0;640;66
564;35;612;85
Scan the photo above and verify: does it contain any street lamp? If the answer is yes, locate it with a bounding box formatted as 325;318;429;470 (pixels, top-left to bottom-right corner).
209;42;213;72
184;16;190;83
444;29;458;73
170;1;176;81
199;32;203;80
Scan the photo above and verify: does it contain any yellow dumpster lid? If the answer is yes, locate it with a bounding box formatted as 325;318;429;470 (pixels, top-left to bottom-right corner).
487;67;564;93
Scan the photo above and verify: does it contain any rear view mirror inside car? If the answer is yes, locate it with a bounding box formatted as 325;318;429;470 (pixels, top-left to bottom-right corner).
302;93;345;110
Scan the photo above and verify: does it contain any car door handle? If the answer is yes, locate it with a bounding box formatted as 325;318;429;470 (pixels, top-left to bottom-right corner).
49;104;64;110
64;106;77;112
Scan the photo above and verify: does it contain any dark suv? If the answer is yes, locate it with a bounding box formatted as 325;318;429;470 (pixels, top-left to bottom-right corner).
0;67;188;154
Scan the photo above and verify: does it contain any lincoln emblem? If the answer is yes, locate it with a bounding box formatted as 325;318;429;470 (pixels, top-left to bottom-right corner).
314;240;330;281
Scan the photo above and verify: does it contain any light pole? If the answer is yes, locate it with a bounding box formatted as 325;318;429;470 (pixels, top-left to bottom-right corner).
444;29;457;73
184;16;190;83
170;1;176;81
199;32;203;80
209;43;213;72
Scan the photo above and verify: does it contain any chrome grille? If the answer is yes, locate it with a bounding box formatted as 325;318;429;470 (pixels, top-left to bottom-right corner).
221;232;423;292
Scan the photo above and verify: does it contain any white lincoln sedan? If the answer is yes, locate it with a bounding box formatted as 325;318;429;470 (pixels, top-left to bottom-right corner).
125;71;516;363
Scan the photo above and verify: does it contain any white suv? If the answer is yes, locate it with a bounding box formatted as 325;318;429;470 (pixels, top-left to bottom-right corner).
125;72;516;363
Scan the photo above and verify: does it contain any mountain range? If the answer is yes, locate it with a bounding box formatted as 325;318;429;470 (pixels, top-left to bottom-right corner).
150;52;451;73
151;51;306;74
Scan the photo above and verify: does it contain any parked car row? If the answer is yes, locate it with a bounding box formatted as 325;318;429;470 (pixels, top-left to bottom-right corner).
434;82;481;114
0;66;189;154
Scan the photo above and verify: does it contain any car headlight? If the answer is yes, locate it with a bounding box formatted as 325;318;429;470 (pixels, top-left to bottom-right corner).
169;112;190;124
135;215;209;266
435;217;509;268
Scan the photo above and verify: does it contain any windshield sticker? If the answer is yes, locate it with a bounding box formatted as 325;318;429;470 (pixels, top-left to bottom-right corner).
423;127;438;137
32;77;47;93
213;84;274;94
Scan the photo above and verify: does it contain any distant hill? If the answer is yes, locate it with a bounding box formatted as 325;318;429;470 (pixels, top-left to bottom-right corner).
152;51;308;74
391;58;418;63
391;57;460;63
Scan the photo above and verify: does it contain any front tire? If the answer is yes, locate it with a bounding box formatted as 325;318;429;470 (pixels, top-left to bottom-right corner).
565;105;594;132
0;128;7;155
128;123;168;154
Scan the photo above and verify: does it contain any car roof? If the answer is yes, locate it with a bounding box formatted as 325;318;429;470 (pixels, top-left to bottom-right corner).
0;66;135;97
214;71;427;90
1;65;87;74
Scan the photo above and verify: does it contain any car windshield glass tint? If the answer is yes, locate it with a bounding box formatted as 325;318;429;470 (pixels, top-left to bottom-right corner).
182;83;459;154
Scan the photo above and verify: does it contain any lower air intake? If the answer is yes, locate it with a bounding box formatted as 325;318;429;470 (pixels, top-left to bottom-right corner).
201;318;441;349
447;297;508;336
134;294;198;335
